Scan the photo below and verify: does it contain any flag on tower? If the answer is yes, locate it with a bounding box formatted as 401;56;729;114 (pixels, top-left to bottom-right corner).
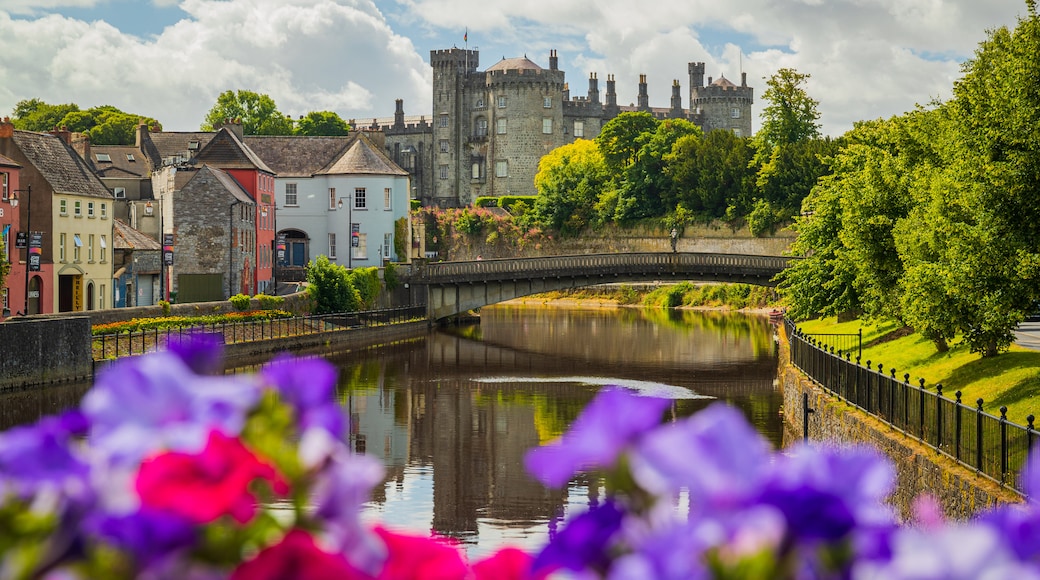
464;28;468;43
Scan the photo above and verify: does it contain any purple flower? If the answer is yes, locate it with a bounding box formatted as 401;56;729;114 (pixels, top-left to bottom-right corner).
87;508;197;570
757;485;855;542
165;333;225;375
262;354;345;439
82;350;261;465
533;500;626;576
629;403;772;503
524;388;670;488
0;414;90;500
309;449;387;575
980;506;1040;562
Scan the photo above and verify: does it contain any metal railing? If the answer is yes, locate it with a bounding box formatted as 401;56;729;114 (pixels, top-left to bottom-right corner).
786;318;1036;493
803;329;862;359
93;306;427;361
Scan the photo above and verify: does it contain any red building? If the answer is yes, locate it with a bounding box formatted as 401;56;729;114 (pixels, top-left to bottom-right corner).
0;153;21;318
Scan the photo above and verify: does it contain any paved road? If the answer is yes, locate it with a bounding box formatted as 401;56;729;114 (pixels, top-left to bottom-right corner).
1015;321;1040;351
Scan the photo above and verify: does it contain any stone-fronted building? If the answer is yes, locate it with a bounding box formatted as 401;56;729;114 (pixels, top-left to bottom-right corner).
381;48;754;208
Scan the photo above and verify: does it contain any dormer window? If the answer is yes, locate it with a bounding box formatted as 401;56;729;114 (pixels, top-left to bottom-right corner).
95;153;111;162
188;140;200;150
126;153;136;162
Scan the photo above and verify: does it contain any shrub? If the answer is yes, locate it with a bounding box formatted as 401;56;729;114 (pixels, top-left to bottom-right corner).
158;300;171;316
384;262;400;291
348;267;382;310
306;255;360;314
229;293;251;311
254;294;284;310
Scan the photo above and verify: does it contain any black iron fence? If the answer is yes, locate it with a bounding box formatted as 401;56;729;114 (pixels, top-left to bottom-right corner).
786;318;1037;493
803;328;862;359
93;306;427;361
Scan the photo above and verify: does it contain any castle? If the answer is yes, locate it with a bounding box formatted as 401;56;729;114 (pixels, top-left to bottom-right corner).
374;48;753;208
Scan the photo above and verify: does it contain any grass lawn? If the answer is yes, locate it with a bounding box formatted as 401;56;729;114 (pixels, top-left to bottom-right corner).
796;317;1040;425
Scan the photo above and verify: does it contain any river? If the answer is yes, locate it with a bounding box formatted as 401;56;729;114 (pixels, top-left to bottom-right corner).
0;304;781;560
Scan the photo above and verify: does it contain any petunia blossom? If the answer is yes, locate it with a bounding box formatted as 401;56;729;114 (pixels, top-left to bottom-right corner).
87;507;197;570
0;412;91;501
262;354;345;439
472;547;540;580
524;388;670;488
373;526;469;580
532;500;625;576
135;430;288;524
230;528;366;580
309;449;387;575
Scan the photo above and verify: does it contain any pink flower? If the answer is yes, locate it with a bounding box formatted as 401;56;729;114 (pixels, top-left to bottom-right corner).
231;529;366;580
136;430;288;524
472;547;541;580
374;526;469;580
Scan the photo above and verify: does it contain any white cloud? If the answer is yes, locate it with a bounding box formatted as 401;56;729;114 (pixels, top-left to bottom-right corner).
0;0;431;130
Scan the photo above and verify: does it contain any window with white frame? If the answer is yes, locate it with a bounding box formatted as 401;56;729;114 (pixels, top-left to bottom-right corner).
100;284;105;309
354;187;366;209
100;235;107;262
732;128;742;138
60;199;67;215
285;183;298;206
328;233;337;259
439;139;449;152
543;96;552;108
384;233;393;258
114;187;125;199
88;234;94;262
495;160;508;177
439;114;449;128
74;201;82;217
472;163;481;179
574;121;584;138
384;188;392;210
497;96;506;108
353;233;367;260
100;203;107;219
87;202;95;218
329;188;336;210
542;118;553;134
59;233;66;262
731;107;741;119
496;118;507;134
439;165;449;179
1;172;7;200
73;234;82;262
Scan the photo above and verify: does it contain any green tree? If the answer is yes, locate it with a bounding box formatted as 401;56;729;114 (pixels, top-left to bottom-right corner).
615;119;701;221
202;90;294;136
756;68;821;149
306;255;360;314
532;139;609;233
295;111;351;136
668;130;756;219
10;101;159;144
10;99;80;132
595;112;659;174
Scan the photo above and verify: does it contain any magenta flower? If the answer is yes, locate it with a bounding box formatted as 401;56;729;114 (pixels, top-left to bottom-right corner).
524;388;670;488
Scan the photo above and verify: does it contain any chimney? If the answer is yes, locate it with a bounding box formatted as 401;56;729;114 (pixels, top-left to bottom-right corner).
71;132;92;162
637;74;649;111
394;99;405;129
588;73;599;104
742;72;747;87
136;121;149;148
0;117;13;139
549;49;558;71
669;80;683;118
50;125;72;145
220;118;244;140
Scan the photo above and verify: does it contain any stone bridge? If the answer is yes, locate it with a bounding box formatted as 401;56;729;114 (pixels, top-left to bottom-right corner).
407;252;794;320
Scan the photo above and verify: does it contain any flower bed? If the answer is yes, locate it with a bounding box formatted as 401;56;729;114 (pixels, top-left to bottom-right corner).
4;335;1040;578
91;310;294;336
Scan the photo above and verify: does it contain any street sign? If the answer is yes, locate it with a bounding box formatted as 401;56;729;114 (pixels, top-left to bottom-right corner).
163;233;174;266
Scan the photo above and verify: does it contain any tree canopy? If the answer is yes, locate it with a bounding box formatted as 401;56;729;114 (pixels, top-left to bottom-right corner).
294;111;351;136
202;90;294;136
9;100;161;145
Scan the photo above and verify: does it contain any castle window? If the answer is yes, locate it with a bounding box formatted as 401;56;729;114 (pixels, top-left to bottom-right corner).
542;118;553;134
496;118;507;134
472;163;481;179
573;121;584;138
439;165;449;179
475;99;485;109
732;128;742;138
439;139;449;152
497;96;506;108
439;114;449;128
731;108;741;119
495;160;508;178
543;96;552;108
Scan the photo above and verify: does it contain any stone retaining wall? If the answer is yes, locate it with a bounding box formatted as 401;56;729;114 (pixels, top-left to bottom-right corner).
0;316;93;390
777;323;1023;521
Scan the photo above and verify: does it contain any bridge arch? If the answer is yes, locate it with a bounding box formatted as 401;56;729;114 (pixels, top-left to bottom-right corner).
407;252;793;320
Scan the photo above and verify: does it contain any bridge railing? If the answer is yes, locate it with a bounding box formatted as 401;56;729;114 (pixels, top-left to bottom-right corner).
785;318;1036;493
413;253;792;283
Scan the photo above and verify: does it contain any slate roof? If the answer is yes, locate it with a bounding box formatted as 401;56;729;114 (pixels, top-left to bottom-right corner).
113;219;162;251
486;56;543;72
319;133;408;176
148;131;215;162
92;145;149;178
0;153;20;168
711;75;738;88
12;130;113;199
205;165;256;205
195;128;275;174
244;135;354;177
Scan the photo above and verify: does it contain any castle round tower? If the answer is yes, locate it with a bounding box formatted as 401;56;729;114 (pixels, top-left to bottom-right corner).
689;63;754;137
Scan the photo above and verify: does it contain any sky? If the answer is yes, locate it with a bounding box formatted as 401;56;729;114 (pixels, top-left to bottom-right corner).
0;0;1031;137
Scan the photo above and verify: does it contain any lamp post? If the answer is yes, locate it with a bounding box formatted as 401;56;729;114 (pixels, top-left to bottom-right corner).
10;185;31;315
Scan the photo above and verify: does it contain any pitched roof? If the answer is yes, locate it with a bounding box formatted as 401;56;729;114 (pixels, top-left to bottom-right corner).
486;56;543;73
113;219;161;251
244;135;354;177
12;130;113;199
0;153;20;168
205;165;256;205
711;75;737;88
148;131;214;161
319;133;408;176
92;145;148;178
194;128;274;174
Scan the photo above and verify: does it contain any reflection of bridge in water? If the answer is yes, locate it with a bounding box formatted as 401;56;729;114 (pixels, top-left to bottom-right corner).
424;331;778;399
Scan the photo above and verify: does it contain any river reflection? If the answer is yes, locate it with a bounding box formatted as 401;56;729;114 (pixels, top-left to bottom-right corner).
0;305;782;560
325;305;781;558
